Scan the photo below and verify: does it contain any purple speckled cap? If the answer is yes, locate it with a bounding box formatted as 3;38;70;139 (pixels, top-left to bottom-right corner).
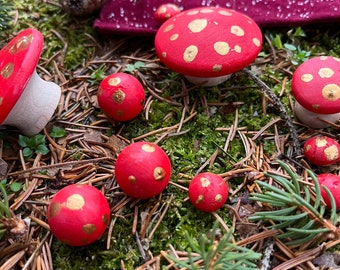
94;0;340;35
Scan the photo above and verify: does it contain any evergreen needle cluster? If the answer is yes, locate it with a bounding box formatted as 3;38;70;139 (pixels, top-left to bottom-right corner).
167;221;261;270
249;160;338;248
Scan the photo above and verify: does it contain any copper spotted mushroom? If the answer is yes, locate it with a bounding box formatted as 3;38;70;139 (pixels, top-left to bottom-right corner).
154;3;181;23
292;56;340;128
188;172;228;212
0;28;61;135
47;184;110;246
303;136;340;166
115;141;172;199
97;73;145;122
154;7;262;86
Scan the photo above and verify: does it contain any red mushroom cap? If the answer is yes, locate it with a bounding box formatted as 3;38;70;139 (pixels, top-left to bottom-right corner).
292;56;340;114
115;142;172;199
47;184;110;246
0;28;43;124
303;136;340;166
318;173;340;210
97;73;145;122
188;172;228;212
154;4;181;23
154;7;262;78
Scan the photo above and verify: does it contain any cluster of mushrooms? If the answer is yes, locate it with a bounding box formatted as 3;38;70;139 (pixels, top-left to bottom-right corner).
1;5;340;246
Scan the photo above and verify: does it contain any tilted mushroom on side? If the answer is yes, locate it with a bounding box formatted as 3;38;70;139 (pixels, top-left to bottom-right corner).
154;7;263;86
0;28;61;135
292;56;340;128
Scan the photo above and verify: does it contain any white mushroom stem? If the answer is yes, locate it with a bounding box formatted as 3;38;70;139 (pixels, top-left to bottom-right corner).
2;70;61;135
294;102;340;129
185;74;231;87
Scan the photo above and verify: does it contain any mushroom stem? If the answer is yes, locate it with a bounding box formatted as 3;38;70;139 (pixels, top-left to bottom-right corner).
294;102;340;129
185;74;231;87
2;70;61;135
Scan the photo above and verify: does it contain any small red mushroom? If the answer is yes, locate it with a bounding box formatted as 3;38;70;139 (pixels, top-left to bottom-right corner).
97;73;145;122
318;173;340;210
154;4;181;23
303;136;340;166
292;56;340;128
155;7;262;86
0;28;61;135
188;172;228;212
115;141;172;199
47;184;110;246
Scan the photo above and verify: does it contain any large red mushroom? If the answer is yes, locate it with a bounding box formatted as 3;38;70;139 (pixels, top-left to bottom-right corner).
154;7;262;86
0;28;61;135
115;141;172;199
97;72;145;122
188;172;228;212
47;184;110;246
292;56;340;128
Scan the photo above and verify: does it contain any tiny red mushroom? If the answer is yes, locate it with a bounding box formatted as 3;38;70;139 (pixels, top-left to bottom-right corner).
0;28;61;135
303;136;340;166
154;7;262;86
188;172;228;212
47;184;110;246
318;173;340;210
292;56;340;128
154;3;181;23
115;141;171;199
97;72;145;122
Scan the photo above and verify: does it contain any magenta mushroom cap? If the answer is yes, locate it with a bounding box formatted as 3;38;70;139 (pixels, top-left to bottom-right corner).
0;28;43;124
155;7;263;78
292;56;340;114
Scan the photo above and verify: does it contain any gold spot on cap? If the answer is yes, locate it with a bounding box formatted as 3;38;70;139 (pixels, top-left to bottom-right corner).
315;137;328;147
188;19;208;33
214;41;230;55
318;68;334;78
1;62;14;79
187;10;199;15
253;38;261;47
231;25;244;36
102;213;109;225
234;45;241;53
154;167;166;181
322;84;340;101
215;194;223;202
142;143;156;152
200;177;210;187
49;202;62;219
301;74;313;82
183;45;198;63
112;89;125;104
128;175;136;184
83;224;97;235
324;145;339;161
9;34;33;54
108;77;121;86
170;34;179;41
163;24;174;32
65;194;85;210
212;64;222;72
195;194;204;204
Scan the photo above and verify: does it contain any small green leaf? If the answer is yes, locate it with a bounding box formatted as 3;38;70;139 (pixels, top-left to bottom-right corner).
9;182;22;192
50;126;67;138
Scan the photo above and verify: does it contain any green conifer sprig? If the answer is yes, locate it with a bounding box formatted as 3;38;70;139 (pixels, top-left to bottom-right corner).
249;160;338;248
167;221;262;270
